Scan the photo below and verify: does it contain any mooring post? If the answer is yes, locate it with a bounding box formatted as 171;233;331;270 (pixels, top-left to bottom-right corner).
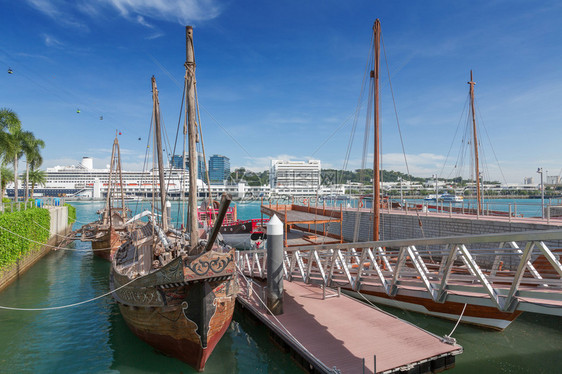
266;214;284;315
362;358;365;374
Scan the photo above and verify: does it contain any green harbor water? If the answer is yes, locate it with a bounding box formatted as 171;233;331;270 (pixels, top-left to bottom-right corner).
0;200;560;373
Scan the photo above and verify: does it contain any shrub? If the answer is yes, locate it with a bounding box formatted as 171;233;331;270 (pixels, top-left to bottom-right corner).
0;208;50;270
65;203;76;225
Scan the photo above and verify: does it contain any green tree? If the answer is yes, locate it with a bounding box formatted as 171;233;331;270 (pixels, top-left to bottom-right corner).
4;126;32;202
0;166;14;201
28;169;47;197
21;133;45;203
0;108;22;199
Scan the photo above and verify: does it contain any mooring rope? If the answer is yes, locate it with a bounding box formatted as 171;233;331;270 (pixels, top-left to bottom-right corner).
32;220;75;239
235;265;315;359
446;302;468;338
0;277;139;311
0;224;115;252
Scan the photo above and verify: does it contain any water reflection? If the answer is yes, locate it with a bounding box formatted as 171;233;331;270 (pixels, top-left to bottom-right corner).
0;201;300;373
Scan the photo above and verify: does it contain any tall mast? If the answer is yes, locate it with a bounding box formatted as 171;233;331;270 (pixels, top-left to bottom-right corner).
181;61;188;229
116;135;125;218
468;70;481;214
104;132;126;225
105;134;116;225
372;19;381;241
185;26;198;246
151;76;168;231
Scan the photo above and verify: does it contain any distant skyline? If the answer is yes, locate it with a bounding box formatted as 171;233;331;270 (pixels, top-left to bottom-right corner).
2;0;562;184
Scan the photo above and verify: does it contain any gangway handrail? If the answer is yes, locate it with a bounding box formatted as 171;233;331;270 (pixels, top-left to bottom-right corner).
237;228;562;318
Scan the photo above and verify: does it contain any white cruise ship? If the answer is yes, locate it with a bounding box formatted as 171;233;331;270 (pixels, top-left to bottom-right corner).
7;157;192;198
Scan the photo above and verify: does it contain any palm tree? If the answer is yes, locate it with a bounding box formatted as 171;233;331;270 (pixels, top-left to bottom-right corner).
22;133;45;203
4;128;31;202
28;169;47;198
0;108;21;199
1;166;14;201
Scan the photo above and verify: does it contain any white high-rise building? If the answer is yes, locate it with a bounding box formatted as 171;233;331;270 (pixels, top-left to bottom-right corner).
269;160;321;196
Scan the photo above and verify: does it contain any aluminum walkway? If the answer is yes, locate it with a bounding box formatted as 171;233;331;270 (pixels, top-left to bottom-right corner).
237;229;562;317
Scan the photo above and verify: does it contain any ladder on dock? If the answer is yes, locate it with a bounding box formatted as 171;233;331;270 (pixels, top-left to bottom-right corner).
237;229;562;316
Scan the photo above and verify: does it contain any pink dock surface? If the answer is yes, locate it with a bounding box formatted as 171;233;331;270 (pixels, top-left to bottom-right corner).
237;278;462;373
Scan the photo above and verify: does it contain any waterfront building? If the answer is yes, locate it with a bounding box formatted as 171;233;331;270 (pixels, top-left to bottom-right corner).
269;160;321;196
170;153;205;180
209;154;230;183
547;175;561;185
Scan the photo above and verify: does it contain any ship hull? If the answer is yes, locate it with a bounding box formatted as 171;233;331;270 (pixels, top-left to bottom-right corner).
116;280;235;371
345;289;521;330
111;249;237;371
91;227;123;261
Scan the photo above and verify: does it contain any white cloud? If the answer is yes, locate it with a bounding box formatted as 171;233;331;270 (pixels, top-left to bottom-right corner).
26;0;222;29
27;0;61;19
136;15;153;28
146;32;164;40
106;0;222;24
26;0;88;30
42;34;64;47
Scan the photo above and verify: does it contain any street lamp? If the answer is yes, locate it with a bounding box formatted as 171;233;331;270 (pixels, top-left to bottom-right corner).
537;167;544;219
398;177;404;206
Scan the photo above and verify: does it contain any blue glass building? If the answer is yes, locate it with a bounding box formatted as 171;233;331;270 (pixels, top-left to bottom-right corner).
170;153;205;181
209;154;230;183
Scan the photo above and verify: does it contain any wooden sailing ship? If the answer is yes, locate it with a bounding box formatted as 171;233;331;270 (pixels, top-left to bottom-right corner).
344;20;521;330
110;26;237;371
81;134;132;261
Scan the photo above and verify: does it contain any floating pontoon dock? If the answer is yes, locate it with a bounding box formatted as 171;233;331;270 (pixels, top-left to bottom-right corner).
236;278;462;373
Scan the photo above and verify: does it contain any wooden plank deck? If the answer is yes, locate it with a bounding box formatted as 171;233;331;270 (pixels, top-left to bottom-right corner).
285;228;342;246
261;204;345;247
261;204;341;225
237;278;462;373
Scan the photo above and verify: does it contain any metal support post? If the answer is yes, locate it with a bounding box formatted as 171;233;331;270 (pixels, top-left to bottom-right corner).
266;214;284;315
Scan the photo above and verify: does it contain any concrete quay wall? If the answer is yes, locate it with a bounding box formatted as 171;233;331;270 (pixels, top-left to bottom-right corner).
0;206;71;292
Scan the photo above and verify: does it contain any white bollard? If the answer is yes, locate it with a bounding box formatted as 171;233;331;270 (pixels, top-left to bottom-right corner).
266;214;284;315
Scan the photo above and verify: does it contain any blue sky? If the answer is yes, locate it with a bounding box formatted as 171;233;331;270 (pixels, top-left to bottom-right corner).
1;0;561;184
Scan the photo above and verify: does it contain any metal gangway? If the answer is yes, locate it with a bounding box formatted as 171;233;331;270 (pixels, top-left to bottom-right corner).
237;229;562;316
